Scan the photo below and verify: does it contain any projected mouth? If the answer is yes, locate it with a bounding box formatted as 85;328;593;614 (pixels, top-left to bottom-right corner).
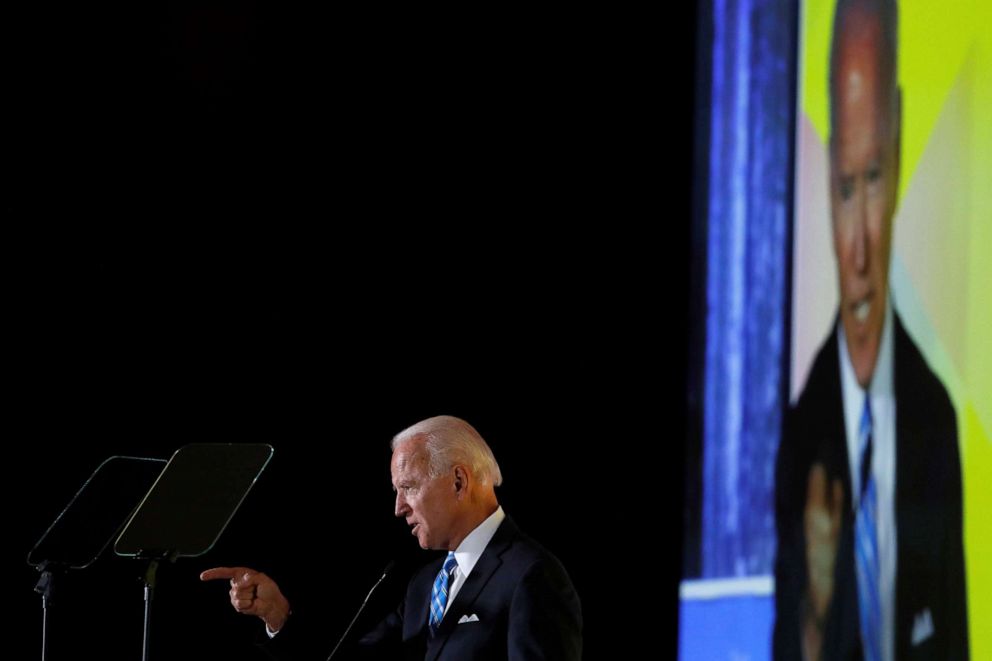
854;299;870;323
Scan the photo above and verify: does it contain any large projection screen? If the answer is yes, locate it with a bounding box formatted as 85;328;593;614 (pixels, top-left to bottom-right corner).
681;1;990;658
792;3;989;658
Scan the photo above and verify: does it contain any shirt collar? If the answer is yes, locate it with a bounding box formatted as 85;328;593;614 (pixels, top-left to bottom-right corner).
453;506;505;578
838;293;895;399
838;295;894;495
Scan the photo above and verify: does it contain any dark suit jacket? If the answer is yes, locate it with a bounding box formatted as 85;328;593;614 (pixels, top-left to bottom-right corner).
261;516;581;661
357;516;582;660
773;313;968;660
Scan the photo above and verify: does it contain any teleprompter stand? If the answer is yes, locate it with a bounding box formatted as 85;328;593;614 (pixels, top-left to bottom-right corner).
114;443;273;661
27;456;167;661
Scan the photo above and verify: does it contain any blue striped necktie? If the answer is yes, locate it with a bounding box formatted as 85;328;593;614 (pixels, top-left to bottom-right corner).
429;552;458;635
855;396;881;661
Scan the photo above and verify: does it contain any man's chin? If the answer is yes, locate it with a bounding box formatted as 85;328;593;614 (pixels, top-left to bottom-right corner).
850;347;879;388
842;326;881;387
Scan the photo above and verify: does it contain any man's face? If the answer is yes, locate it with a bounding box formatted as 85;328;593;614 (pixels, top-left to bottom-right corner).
391;438;455;550
830;19;899;388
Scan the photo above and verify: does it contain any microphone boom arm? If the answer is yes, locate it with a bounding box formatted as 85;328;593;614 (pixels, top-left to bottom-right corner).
326;561;395;661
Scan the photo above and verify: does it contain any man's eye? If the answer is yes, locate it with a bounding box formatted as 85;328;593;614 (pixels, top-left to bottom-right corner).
867;165;882;184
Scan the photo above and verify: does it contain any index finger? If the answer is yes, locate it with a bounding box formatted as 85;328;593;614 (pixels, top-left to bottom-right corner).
200;567;243;582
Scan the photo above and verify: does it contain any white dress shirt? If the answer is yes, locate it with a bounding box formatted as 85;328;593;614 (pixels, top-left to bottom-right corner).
838;299;896;661
267;506;507;638
443;506;505;616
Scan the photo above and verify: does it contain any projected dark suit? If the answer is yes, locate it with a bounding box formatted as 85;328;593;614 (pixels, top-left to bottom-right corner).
773;313;968;659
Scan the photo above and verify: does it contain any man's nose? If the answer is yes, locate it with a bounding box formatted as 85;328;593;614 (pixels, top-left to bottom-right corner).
394;494;408;517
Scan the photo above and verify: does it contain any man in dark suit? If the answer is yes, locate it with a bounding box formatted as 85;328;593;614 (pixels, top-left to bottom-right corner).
773;1;968;659
202;415;582;660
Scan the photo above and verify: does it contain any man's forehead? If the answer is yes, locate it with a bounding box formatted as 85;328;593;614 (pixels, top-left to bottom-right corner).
392;439;428;472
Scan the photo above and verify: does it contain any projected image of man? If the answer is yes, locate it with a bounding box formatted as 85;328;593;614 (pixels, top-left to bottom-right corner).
773;1;968;659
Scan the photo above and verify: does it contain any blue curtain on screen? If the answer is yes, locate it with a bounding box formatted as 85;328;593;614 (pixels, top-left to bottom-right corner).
701;0;795;579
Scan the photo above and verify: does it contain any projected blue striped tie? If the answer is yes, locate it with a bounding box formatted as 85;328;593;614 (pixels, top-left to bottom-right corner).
855;397;881;661
429;552;458;635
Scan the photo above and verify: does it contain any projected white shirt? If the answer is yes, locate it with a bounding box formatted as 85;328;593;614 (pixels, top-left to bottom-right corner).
838;298;896;661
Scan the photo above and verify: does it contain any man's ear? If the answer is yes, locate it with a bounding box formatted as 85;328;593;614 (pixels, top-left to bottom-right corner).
453;465;469;497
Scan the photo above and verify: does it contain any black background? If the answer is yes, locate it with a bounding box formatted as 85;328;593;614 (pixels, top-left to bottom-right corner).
9;3;695;659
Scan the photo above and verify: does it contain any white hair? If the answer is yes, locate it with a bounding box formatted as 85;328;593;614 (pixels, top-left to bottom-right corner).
391;415;503;487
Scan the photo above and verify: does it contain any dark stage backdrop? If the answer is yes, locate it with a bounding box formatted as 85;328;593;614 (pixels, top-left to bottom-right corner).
9;255;678;660
7;5;692;660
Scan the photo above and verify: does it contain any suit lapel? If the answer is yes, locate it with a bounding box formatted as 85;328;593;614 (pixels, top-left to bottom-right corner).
405;563;436;645
815;322;862;659
892;312;917;659
425;518;517;661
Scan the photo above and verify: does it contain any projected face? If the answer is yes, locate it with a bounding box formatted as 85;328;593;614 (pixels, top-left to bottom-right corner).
829;16;900;388
391;437;456;550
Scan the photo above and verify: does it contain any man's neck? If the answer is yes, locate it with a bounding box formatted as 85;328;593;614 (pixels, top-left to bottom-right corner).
449;502;500;550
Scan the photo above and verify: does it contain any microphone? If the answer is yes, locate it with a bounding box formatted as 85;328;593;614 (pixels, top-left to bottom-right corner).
326;560;396;661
